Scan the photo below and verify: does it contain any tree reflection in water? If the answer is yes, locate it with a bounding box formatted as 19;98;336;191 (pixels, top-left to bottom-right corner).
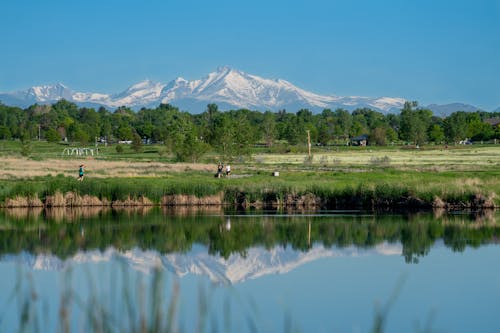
0;207;498;263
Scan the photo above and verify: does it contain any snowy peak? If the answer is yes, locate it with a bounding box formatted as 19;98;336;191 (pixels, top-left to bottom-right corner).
116;79;164;96
23;83;73;102
111;79;165;106
177;66;341;110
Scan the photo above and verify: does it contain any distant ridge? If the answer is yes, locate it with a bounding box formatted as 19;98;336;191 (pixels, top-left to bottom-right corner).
0;67;406;113
427;103;483;117
0;67;489;115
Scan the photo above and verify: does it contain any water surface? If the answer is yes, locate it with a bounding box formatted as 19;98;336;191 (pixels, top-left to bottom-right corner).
0;207;499;332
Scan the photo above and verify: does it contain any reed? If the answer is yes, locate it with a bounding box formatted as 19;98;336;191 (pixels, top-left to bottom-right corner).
0;168;498;209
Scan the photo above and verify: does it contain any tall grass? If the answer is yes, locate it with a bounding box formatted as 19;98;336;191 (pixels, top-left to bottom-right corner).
7;263;308;333
0;169;498;208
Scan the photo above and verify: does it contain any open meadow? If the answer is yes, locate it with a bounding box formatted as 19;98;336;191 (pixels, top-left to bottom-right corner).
0;141;499;208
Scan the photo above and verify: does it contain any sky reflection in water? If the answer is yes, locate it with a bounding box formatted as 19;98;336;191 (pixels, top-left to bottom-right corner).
0;208;499;332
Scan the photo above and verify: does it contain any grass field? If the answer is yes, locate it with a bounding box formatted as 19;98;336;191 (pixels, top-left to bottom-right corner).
0;141;499;208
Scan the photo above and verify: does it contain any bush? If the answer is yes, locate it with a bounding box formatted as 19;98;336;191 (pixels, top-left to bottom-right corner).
45;128;61;143
21;141;31;157
131;132;143;153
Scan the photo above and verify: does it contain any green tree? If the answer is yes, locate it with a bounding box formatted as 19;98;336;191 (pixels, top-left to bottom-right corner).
116;124;134;141
334;108;352;140
73;127;90;144
369;127;387;146
399;101;432;145
45;128;61;143
131;132;143;153
0;125;12;139
98;106;112;141
172;130;208;162
444;112;468;143
279;113;306;145
428;124;445;143
466;112;494;141
261;111;276;147
201;103;220;145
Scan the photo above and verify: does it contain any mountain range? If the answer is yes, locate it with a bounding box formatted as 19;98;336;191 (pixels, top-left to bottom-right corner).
3;243;402;285
0;66;489;115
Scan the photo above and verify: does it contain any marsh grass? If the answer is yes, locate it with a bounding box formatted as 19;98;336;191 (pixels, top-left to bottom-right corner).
5;264;272;333
5;265;183;333
0;169;498;208
0;144;499;208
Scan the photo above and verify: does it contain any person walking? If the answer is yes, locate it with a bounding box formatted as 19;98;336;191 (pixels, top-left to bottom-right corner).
225;164;231;177
78;164;85;181
217;162;223;178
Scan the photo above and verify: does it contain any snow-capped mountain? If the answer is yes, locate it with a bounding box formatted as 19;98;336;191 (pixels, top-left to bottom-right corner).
0;67;408;113
0;83;74;107
160;66;345;112
2;243;402;285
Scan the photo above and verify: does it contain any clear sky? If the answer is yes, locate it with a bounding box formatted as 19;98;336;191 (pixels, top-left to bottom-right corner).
1;0;499;109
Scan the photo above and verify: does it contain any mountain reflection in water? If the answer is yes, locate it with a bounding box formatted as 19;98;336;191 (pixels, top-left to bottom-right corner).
2;242;405;285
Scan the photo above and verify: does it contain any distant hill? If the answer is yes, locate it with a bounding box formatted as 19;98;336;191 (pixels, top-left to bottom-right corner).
426;103;483;117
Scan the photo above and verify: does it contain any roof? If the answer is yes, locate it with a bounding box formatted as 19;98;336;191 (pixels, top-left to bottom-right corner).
485;118;500;126
352;134;369;141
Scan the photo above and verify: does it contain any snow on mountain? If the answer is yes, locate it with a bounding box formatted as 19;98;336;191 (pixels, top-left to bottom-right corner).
0;83;74;107
1;243;402;285
24;83;73;102
160;66;342;111
0;67;408;113
112;79;166;107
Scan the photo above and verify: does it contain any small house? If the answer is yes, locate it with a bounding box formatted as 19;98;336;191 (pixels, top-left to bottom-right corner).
351;134;368;146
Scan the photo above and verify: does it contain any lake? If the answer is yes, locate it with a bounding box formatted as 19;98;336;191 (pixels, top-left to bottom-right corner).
0;207;499;332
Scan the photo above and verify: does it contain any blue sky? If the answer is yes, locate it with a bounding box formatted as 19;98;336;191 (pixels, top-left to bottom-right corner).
1;0;499;109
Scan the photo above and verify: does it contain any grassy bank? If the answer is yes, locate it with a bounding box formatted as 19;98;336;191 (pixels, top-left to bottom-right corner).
1;143;499;209
0;168;498;209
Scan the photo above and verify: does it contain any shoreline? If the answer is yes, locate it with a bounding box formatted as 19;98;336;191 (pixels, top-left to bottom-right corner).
2;190;497;210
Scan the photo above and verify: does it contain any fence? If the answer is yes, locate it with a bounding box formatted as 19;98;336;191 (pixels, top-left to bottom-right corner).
62;147;99;156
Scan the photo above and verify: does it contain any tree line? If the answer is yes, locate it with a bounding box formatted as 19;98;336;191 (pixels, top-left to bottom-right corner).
0;100;499;161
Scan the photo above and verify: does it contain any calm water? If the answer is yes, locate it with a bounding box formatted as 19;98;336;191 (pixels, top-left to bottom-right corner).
0;207;499;332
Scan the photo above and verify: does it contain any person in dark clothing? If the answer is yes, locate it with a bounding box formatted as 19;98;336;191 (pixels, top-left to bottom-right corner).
78;164;85;181
216;162;223;178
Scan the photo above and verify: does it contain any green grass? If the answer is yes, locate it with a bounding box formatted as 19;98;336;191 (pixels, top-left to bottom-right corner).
1;141;499;208
0;167;498;208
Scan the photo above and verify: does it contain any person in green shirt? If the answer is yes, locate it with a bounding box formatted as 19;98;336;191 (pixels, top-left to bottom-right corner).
78;164;85;181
